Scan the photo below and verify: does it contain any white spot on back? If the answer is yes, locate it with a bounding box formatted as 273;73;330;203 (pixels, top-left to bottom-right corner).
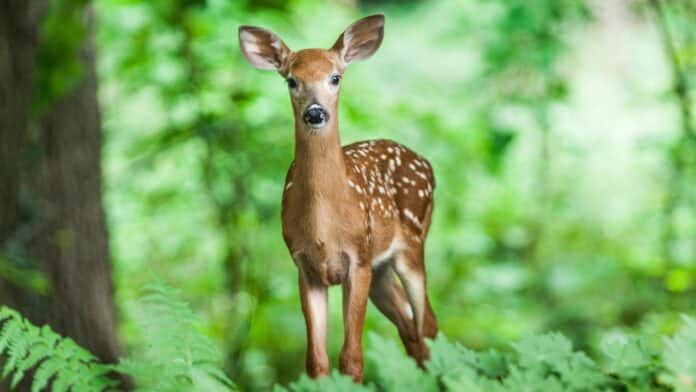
403;208;422;228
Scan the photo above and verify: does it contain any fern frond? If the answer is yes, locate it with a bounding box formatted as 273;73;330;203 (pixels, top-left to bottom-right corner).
117;281;235;391
0;307;117;391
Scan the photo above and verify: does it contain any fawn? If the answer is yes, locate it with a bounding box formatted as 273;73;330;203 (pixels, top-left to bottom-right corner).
239;14;438;382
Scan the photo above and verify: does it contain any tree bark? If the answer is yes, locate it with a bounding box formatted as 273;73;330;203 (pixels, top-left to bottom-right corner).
0;0;121;368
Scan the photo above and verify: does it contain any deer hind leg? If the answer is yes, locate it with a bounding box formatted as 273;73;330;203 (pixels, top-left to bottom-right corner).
392;248;438;365
369;262;423;361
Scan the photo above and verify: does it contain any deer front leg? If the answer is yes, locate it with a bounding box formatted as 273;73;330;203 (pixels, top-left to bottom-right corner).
340;258;372;382
298;269;329;378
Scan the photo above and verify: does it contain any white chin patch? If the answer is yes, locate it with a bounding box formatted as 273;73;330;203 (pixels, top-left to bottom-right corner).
307;121;327;130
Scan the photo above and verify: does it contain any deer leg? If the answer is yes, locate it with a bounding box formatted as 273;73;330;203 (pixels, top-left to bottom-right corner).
298;269;329;378
369;262;427;361
423;295;438;341
369;262;411;333
393;249;438;366
340;257;372;382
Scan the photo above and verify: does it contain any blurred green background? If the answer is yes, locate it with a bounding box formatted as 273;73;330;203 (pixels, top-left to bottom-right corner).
2;0;696;390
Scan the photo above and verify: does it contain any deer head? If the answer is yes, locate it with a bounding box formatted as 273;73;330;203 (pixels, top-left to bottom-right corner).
239;15;385;132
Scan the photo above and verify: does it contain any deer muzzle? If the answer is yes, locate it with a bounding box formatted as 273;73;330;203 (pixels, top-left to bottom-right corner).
302;104;329;129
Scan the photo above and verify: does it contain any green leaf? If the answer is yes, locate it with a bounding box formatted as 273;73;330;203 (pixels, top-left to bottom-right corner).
366;333;438;392
426;333;481;389
512;332;573;369
282;370;371;392
602;334;658;386
661;315;696;391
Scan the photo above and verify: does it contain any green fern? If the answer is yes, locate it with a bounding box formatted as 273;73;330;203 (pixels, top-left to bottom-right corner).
0;307;117;392
0;281;235;391
116;281;235;392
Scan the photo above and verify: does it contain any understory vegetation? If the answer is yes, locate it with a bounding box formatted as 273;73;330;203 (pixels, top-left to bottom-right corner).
1;283;695;391
2;0;695;390
94;1;695;386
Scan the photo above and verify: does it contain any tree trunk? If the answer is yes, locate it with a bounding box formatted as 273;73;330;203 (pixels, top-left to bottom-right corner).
0;0;121;368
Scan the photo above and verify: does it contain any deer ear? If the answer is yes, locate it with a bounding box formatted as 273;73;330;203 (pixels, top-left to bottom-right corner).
239;26;291;71
332;14;385;65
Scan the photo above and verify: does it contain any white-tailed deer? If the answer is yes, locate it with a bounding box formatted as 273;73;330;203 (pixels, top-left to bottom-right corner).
239;14;438;382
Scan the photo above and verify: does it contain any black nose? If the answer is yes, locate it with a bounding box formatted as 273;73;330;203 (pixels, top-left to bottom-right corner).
303;105;328;126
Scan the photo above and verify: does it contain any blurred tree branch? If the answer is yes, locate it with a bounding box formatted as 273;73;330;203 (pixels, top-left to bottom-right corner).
476;0;589;266
648;0;696;268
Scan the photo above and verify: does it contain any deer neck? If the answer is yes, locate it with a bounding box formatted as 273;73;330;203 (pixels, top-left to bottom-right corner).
293;117;347;201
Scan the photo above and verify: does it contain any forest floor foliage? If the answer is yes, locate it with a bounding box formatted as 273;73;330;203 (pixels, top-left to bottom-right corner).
1;282;695;391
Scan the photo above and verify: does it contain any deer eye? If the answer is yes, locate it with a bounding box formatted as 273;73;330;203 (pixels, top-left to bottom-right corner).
330;74;341;86
286;77;298;89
